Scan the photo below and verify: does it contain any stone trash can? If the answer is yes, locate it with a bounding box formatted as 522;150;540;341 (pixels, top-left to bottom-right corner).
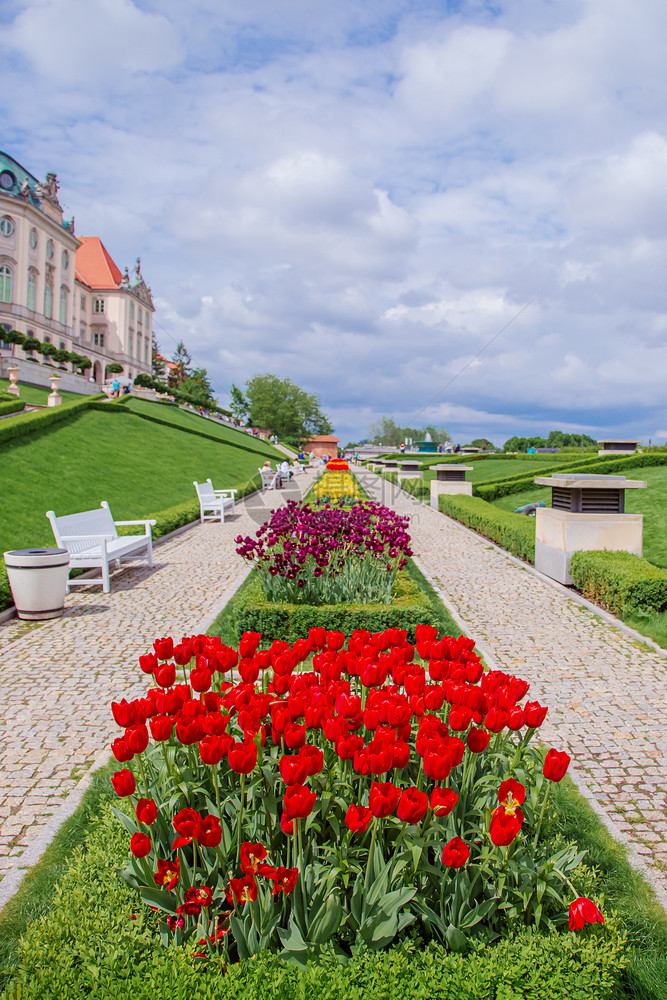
3;547;70;620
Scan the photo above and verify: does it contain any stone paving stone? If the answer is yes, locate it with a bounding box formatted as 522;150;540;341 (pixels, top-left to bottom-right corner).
0;473;317;882
361;472;667;900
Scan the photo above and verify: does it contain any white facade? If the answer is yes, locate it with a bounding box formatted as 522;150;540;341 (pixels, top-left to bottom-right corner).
0;151;153;386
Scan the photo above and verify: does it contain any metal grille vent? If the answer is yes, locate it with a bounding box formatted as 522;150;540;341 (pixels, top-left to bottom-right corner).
551;487;572;510
581;489;623;513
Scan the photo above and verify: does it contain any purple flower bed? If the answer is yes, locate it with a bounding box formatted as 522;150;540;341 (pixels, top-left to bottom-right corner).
236;500;413;605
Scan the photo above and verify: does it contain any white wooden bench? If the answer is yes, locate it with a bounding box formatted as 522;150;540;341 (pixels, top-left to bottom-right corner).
46;501;157;594
258;466;280;490
193;480;237;523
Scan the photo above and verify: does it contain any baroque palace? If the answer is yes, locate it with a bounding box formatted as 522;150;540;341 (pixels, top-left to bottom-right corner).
0;150;153;387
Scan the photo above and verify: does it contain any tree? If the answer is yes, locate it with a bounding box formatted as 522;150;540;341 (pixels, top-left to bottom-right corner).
38;341;57;359
229;383;249;422
244;374;333;445
169;341;192;387
179;367;215;406
106;363;124;377
367;418;450;447
152;334;166;380
22;336;41;354
471;438;496;451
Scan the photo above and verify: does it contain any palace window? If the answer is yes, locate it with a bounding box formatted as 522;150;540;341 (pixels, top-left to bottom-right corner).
0;216;14;238
0;265;12;303
30;228;38;249
93;330;105;348
27;270;36;311
44;280;53;319
59;287;67;325
46;239;54;260
80;294;86;310
94;298;104;313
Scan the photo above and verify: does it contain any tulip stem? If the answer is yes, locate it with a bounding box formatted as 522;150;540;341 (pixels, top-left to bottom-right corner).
235;775;246;867
364;818;378;897
532;782;551;853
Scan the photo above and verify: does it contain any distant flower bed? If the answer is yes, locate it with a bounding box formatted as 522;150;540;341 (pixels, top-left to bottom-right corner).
312;468;360;505
110;626;605;965
236;500;412;605
326;459;349;471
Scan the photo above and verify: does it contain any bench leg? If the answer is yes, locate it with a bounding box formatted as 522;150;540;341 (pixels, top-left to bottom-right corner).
101;561;111;593
146;539;154;568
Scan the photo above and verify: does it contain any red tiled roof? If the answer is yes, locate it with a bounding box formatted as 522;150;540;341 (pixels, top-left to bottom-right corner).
302;434;340;442
75;236;123;289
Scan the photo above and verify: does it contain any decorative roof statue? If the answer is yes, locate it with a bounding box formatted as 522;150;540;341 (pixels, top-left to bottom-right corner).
135;257;142;279
121;266;130;288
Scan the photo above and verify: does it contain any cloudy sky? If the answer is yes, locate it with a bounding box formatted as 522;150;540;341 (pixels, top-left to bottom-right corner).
2;0;667;446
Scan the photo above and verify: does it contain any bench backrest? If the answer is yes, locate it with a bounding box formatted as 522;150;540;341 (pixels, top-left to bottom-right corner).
194;480;217;503
46;503;117;554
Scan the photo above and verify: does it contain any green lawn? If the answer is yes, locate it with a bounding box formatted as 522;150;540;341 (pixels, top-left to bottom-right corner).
0;408;279;555
122;398;281;459
492;465;667;569
0;377;90;406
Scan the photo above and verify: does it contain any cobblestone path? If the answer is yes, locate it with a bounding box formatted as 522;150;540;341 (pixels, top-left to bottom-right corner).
0;474;316;886
360;471;667;900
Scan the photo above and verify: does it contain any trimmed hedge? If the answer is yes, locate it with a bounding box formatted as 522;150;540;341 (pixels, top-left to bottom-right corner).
569;550;667;617
476;452;667;503
229;568;443;642
0;399;25;417
0;395;106;446
438;495;536;563
0;798;625;1000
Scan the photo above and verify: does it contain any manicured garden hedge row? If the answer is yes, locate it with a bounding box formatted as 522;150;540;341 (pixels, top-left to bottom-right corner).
230;567;443;642
438;495;535;563
475;452;667;502
379;470;429;500
0;799;625;1000
0;400;25;417
0;394;106;446
569;550;667;617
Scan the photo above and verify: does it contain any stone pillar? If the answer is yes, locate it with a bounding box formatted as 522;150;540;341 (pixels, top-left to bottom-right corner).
429;465;474;508
533;474;647;584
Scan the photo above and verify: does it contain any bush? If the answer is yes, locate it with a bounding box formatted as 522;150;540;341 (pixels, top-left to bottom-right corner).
0;400;25;417
569;550;667;617
231;568;440;641
438;495;536;563
1;796;626;1000
475;452;667;503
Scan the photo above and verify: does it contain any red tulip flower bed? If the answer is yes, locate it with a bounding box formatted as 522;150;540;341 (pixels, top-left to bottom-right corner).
110;625;605;963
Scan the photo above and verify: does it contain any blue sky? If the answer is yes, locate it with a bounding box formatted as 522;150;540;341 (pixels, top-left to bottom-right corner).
2;0;667;446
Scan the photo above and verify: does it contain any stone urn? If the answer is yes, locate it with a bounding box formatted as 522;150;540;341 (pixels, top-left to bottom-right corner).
7;366;20;396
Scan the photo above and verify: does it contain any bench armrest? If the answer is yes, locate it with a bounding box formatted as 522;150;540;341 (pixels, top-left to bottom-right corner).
211;490;237;498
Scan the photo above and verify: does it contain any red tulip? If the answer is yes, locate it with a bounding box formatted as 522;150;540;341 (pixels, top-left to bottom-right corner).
498;778;526;811
368;780;401;818
228;741;258;775
139;652;158;674
308;627;326;650
149;715;173;742
430;787;458;816
173;807;201;840
467;728;491;753
111;769;136;797
299;745;324;776
271;866;299;896
441;837;470;868
326;630;345;651
489;805;524;846
240;842;268;875
111;737;134;762
155;663;176;688
448;705;473;731
198;735;228;765
283;784;316;820
283;722;307;750
153;637;174;660
229;874;258;904
279;754;309;785
569;897;605;931
124;724;149;754
397;787;429;825
190;666;212;692
136;798;157;825
130;832;151;858
198;814;222;848
239;631;261;658
543;748;571;782
423;748;452;782
524;701;548;728
175;716;203;746
111;699;138;728
154;857;180;890
345;803;373;832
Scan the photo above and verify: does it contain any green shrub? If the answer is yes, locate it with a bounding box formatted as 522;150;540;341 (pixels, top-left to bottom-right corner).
0;797;626;999
438;495;536;563
569;550;667;617
0;395;106;446
0;400;25;417
476;452;667;503
229;567;445;642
